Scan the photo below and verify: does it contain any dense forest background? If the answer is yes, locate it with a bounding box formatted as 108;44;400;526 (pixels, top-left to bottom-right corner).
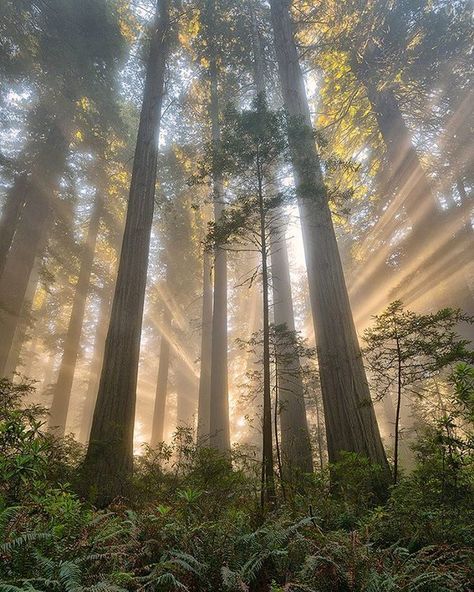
0;1;473;590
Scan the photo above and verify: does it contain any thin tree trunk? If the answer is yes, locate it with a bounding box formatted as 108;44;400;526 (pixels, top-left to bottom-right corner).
270;224;313;474
197;251;213;443
269;0;389;473
258;151;276;507
248;0;313;475
314;388;325;471
150;306;172;447
208;56;230;453
0;118;69;376
80;0;171;505
79;285;113;444
176;359;197;431
48;188;103;436
394;333;402;485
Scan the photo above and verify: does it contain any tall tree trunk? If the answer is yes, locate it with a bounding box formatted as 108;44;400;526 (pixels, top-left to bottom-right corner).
208;57;230;453
197;251;213;443
79;285;113;444
150;306;172;447
247;0;312;473
270;225;313;474
48;189;103;436
80;0;171;505
258;156;276;507
0;118;69;376
176;359;197;431
269;0;389;472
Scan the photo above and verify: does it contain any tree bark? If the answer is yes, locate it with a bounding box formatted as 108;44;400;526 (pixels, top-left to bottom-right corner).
247;0;312;474
258;154;276;507
270;225;313;474
197;251;213;443
176;358;197;431
79;284;113;444
48;189;103;436
208;56;230;453
80;0;171;505
150;306;172;447
269;0;389;472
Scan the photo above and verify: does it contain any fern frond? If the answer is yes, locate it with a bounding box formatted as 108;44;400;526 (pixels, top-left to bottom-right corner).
1;532;52;553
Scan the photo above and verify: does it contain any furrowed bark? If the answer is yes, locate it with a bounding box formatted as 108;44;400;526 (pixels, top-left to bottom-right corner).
269;0;389;473
80;0;171;505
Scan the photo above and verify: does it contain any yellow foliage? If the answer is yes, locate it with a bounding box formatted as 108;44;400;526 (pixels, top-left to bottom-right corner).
33;288;46;311
178;11;200;50
78;96;91;112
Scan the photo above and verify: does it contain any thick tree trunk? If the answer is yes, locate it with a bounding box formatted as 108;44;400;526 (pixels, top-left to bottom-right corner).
48;189;102;436
0;119;69;376
269;0;389;472
208;58;230;453
270;225;313;474
80;0;170;505
79;285;113;444
197;251;213;443
150;306;172;447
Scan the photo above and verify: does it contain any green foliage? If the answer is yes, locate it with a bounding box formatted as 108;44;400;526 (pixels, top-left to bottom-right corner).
363;302;474;398
1;380;473;591
0;379;82;505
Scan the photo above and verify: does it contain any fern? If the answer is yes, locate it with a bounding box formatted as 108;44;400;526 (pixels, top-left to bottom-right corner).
1;532;52;553
151;572;189;591
221;566;249;592
58;561;82;592
167;551;207;577
0;506;21;531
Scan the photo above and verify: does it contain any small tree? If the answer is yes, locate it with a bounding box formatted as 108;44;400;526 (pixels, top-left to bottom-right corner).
238;323;318;497
205;94;290;508
363;301;473;483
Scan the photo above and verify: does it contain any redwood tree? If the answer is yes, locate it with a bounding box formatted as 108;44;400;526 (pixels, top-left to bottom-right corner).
81;0;172;504
269;0;389;472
